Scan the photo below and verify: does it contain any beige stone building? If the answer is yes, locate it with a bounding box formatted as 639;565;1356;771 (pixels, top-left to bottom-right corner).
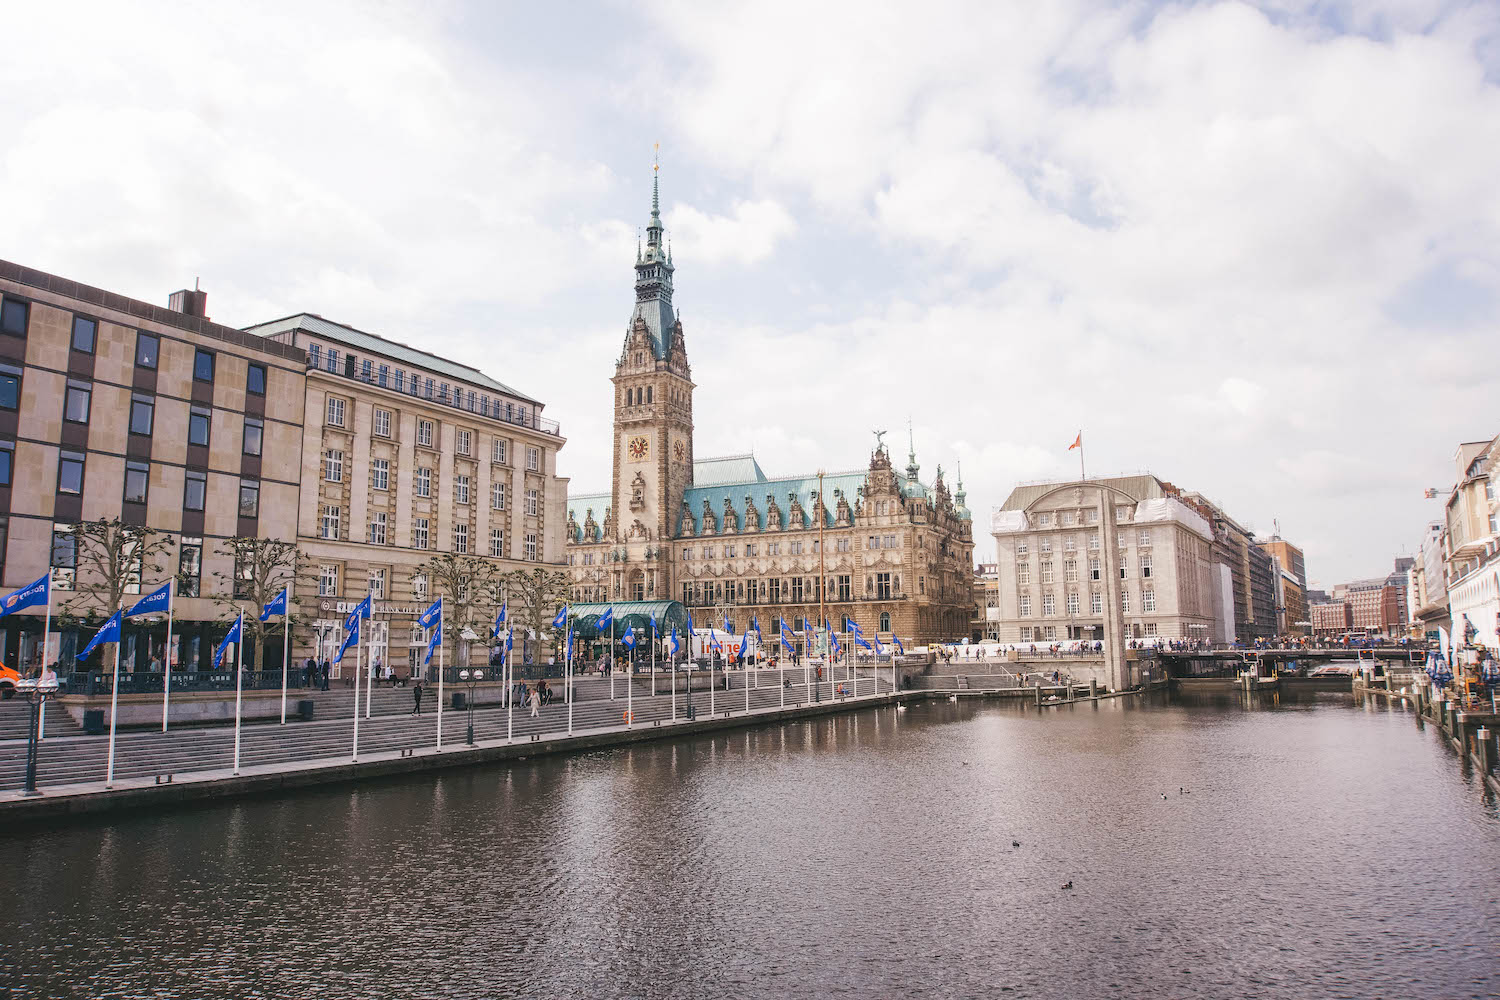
249;314;569;674
0;259;305;671
564;177;975;648
990;475;1219;645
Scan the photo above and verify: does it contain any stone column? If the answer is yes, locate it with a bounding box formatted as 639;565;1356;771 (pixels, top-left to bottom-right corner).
1099;487;1127;691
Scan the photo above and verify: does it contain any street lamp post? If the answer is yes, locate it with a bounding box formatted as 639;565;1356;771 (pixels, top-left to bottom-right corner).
17;673;59;796
459;667;483;745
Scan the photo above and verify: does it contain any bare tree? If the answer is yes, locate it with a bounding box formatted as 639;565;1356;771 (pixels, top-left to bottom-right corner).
417;553;497;638
211;537;301;667
68;518;175;614
497;567;571;662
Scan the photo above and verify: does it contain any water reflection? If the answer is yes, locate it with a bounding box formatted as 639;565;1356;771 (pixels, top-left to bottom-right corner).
2;693;1497;999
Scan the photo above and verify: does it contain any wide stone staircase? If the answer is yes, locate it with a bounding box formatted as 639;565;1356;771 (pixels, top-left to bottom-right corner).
0;699;84;741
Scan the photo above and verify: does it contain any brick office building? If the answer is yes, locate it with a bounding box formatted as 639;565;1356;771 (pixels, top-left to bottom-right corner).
0;260;305;672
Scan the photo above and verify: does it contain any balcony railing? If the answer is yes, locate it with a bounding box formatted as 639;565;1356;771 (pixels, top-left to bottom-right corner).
310;359;561;437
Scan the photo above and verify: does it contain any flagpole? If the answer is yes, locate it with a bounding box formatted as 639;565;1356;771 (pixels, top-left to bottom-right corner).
105;609;121;788
627;630;633;728
279;587;290;725
351;614;362;763
233;612;244;775
365;600;374;720
610;608;616;701
651;617;656;698
710;629;716;716
436;598;445;753
506;629;513;743
747;626;756;710
671;630;678;722
39;576;52;741
567;613;574;735
1077;430;1086;482
162;581;174;733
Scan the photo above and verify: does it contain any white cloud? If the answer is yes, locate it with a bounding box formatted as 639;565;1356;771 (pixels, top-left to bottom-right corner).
666;200;796;266
3;0;1498;584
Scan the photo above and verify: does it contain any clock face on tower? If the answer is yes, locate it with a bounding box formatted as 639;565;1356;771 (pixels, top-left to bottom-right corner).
628;436;649;461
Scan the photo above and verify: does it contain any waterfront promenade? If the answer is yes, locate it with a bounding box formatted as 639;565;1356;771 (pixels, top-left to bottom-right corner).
0;669;904;823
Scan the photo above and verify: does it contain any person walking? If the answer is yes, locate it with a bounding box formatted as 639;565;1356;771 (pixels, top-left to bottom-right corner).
529;684;541;718
411;680;424;715
320;658;331;691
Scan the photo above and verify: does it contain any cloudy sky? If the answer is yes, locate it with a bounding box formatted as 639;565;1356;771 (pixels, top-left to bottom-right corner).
4;0;1497;586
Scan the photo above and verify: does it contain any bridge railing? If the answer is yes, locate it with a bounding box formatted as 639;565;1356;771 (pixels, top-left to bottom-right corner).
63;670;312;696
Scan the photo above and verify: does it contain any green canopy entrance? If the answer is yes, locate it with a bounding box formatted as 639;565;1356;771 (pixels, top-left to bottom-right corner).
567;601;689;642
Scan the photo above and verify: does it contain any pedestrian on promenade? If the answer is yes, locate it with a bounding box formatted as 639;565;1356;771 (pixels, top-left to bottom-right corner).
529;685;540;718
304;656;315;687
320;659;331;691
412;681;424;715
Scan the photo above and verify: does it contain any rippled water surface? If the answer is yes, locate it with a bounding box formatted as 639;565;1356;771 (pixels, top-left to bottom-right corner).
3;691;1497;999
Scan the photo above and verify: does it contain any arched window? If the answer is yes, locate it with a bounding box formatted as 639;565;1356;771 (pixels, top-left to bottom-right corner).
879;612;891;632
646;386;653;403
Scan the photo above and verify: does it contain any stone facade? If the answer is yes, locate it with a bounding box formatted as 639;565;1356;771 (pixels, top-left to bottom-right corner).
564;178;975;647
249;314;569;675
991;476;1219;646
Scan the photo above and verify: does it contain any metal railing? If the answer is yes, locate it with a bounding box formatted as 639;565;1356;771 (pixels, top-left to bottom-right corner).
311;359;562;437
64;669;313;696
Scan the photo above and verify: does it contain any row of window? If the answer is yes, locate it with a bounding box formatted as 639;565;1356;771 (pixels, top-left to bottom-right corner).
0;441;260;516
1016;556;1154;584
325;397;543;469
308;343;539;430
1033;507;1135;528
1016;529;1155;555
1016;623;1161;642
1;295;270;395
676;572;911;606
1017;588;1158;617
321;449;539;513
311;536;541;602
317;505;541;560
48;523;207;596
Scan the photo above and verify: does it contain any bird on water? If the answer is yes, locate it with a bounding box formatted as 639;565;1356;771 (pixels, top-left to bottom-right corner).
1012;840;1020;848
1061;881;1073;890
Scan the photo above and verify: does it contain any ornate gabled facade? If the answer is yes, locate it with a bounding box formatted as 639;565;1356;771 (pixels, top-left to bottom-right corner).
564;173;974;647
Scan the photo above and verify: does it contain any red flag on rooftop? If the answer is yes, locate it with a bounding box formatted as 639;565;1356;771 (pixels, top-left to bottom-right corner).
1068;431;1082;451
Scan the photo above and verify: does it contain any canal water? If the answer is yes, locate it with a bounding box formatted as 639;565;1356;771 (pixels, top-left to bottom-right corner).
2;691;1497;999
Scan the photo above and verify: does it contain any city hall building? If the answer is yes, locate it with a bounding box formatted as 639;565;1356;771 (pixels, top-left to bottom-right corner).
564;177;975;648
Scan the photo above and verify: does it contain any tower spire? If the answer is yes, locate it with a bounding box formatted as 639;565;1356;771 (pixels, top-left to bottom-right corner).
629;142;675;360
906;417;920;482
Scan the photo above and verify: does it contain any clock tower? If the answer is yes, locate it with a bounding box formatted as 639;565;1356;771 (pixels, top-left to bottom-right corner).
609;162;694;601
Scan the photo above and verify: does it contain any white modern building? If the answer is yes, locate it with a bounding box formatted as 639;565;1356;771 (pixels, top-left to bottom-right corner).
990;475;1221;644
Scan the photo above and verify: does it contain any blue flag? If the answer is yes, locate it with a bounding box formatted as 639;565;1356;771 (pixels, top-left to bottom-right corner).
893;635;905;655
599;606;613;631
352;593;373;621
491;601;507;639
856;635;874;652
846;617;862;637
779;617;794;652
258;585;288;622
753;617;763;641
724;615;735;636
651;613;657;637
126;582;171;618
419;597;442;630
214;612;244;669
686;610;694;635
830;630;841;655
424;622;442;665
0;573;50;617
566;623;574;661
622;629;637;650
335;606;361;664
553;605;569;629
505;629;513;652
79;610;123;660
670;626;680;655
